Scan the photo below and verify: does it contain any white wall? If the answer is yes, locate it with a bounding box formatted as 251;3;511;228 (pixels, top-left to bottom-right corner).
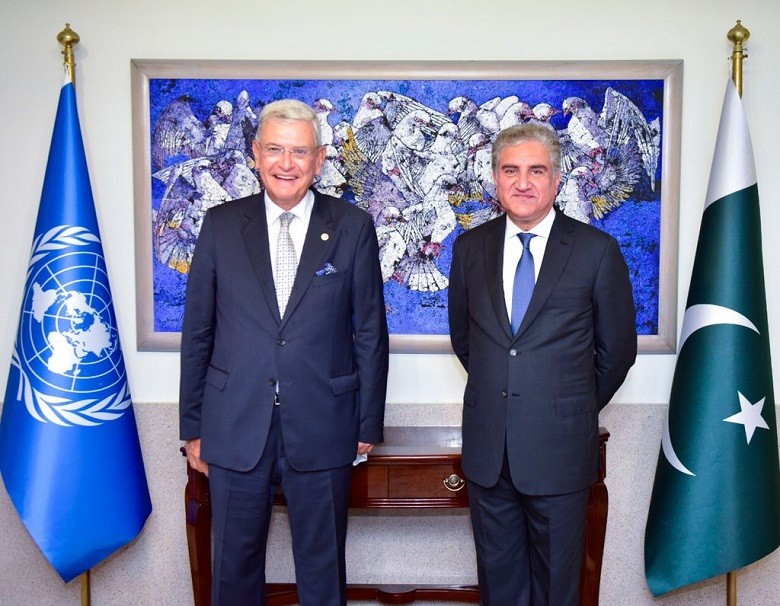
1;1;780;605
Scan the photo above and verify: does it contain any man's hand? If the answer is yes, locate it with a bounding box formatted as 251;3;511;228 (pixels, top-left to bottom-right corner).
356;442;374;456
185;438;209;477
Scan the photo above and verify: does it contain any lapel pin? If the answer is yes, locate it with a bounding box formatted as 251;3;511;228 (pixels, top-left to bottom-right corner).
321;233;329;241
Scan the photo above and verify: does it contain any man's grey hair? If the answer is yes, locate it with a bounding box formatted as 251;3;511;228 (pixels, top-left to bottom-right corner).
255;99;322;147
491;123;562;175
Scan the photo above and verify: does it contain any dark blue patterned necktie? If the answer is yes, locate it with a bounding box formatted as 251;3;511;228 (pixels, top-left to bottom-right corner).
511;233;536;333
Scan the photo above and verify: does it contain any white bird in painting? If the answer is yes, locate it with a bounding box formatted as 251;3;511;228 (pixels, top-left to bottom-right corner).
499;101;534;130
381;109;432;199
313;98;336;146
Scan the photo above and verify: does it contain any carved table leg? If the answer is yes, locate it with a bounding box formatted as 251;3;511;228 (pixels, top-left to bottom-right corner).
580;481;608;606
579;428;610;606
184;449;212;606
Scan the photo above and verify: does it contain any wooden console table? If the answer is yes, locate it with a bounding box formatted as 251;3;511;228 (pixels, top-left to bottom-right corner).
184;426;609;605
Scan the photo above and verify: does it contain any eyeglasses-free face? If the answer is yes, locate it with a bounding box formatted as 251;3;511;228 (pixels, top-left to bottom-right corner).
252;118;325;210
494;140;561;231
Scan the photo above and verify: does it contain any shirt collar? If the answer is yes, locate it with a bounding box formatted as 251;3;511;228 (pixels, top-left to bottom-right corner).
264;189;315;224
504;207;556;242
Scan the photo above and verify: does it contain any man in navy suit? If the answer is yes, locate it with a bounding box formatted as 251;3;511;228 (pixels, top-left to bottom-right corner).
448;123;636;605
180;99;389;605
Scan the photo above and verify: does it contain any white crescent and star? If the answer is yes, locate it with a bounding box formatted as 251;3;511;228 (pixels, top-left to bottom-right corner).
662;303;763;476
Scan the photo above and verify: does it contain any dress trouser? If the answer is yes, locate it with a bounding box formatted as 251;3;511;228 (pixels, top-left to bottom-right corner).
467;450;590;606
209;405;353;606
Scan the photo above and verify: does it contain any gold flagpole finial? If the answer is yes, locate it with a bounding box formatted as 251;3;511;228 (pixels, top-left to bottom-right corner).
727;20;750;97
56;23;80;83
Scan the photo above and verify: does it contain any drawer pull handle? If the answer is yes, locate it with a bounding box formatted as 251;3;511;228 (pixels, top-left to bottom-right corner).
443;474;465;492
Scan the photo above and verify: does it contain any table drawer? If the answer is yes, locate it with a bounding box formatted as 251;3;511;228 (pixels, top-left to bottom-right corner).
350;459;468;508
388;464;466;499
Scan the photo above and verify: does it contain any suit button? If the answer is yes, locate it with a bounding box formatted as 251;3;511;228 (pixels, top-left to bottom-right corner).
277;338;286;346
268;379;276;387
501;390;508;398
509;349;517;357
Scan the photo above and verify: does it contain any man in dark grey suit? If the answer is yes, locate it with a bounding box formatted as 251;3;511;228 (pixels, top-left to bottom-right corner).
179;99;389;605
448;123;637;606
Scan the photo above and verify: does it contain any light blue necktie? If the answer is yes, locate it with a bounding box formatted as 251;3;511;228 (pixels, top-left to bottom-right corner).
511;233;536;333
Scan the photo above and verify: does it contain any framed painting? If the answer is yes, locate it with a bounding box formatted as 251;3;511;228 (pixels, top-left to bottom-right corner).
131;59;682;353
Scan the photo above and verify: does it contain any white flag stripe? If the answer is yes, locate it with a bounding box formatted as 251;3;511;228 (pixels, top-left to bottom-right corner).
704;79;756;209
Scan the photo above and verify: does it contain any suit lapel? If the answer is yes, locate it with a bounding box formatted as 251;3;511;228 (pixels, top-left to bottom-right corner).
514;210;574;339
484;216;515;340
281;191;335;325
240;193;281;322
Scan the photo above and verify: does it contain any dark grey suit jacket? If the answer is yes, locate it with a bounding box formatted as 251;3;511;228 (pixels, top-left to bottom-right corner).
448;210;636;495
179;190;389;473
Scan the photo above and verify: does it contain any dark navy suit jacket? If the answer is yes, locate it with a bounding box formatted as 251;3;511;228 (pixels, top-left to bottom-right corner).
448;209;637;495
179;190;389;472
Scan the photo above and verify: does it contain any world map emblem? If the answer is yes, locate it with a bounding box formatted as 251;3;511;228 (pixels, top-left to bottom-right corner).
12;225;131;427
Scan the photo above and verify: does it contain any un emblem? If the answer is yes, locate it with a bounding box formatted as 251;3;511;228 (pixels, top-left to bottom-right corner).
12;225;131;427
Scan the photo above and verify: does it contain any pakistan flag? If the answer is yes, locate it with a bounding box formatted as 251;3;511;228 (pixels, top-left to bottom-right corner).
644;79;780;596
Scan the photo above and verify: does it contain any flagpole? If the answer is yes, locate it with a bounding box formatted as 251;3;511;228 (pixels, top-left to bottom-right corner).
59;20;92;606
80;570;91;606
724;19;750;606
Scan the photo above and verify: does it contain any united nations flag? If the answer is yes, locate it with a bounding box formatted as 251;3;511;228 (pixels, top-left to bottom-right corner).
0;74;152;582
